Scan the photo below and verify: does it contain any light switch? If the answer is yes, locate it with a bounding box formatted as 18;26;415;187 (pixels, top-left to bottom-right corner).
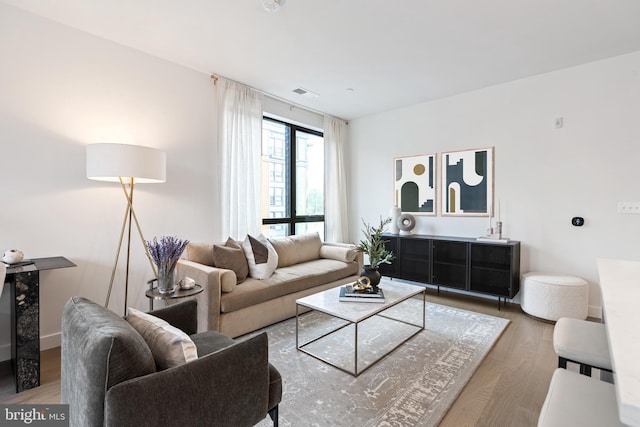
618;202;640;214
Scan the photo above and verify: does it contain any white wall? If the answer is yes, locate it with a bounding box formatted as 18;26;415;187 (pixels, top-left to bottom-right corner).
348;51;640;317
0;5;218;359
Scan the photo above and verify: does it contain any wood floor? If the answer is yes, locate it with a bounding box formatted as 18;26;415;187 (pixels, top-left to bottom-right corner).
435;290;557;427
0;289;558;426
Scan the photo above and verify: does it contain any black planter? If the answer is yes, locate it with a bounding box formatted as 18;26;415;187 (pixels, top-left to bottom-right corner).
360;265;381;292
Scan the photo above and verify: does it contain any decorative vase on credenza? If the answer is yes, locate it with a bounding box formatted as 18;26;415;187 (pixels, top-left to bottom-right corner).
397;213;416;235
389;206;401;234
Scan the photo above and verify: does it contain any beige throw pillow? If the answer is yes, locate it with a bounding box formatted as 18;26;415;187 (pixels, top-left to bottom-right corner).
213;237;249;283
126;307;198;370
242;234;278;280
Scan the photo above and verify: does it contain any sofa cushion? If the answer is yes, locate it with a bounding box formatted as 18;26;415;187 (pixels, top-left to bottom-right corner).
270;232;323;268
213;237;249;283
243;234;278;280
220;258;358;313
184;242;215;267
126;308;198;370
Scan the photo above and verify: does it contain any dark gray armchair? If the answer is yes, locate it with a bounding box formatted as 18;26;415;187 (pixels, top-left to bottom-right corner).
61;296;281;427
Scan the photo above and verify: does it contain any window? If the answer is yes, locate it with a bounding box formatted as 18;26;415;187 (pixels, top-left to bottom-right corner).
261;117;324;239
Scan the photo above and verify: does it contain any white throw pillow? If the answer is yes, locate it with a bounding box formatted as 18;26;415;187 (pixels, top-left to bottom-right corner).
242;234;279;279
126;307;198;370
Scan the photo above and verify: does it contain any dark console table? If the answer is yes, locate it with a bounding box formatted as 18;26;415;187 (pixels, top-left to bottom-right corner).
379;234;520;309
5;256;76;392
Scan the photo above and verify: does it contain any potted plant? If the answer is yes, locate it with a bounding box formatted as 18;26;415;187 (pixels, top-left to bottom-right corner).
146;236;190;294
354;217;394;292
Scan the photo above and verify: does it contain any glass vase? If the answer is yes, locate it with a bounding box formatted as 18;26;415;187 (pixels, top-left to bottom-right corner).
157;268;177;294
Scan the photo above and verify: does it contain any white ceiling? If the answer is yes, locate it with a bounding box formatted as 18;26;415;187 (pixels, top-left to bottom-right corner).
4;0;640;120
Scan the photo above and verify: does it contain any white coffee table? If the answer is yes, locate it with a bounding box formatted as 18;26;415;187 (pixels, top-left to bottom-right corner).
296;278;425;376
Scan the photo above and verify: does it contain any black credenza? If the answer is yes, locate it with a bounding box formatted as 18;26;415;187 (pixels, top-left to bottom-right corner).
379;234;520;308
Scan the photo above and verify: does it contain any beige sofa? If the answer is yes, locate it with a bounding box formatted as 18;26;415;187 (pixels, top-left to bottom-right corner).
176;233;363;338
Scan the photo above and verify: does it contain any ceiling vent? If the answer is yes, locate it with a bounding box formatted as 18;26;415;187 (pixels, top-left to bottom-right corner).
262;0;280;12
292;87;320;98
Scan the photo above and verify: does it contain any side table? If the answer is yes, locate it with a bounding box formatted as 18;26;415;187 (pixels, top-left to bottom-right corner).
145;281;203;310
5;256;76;392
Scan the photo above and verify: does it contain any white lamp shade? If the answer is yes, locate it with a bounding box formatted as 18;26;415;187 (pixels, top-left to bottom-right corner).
86;143;166;183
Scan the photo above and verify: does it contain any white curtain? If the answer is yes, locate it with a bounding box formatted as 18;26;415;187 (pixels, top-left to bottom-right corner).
217;78;263;239
323;116;350;243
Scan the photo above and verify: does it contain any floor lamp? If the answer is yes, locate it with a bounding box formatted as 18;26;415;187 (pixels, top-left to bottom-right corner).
86;143;166;315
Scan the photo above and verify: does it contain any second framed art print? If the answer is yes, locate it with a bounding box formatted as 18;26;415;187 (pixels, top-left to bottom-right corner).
394;154;436;215
441;147;494;216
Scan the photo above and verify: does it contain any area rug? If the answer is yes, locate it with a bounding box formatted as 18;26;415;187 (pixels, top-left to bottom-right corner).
252;298;510;426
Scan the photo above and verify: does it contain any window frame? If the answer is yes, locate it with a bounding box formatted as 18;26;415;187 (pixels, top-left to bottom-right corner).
261;116;324;236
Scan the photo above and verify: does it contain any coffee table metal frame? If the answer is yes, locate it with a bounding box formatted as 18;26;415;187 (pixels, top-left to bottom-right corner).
295;280;425;376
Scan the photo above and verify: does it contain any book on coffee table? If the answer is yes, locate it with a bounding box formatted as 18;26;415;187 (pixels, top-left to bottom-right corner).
339;286;385;303
343;284;384;297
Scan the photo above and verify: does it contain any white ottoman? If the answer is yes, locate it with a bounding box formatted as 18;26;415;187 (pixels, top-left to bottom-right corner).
521;272;588;321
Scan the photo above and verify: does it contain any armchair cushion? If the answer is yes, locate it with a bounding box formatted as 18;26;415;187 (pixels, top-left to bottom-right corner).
126;307;198;370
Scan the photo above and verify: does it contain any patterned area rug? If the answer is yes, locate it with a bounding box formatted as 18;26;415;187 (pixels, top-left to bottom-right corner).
253;298;510;426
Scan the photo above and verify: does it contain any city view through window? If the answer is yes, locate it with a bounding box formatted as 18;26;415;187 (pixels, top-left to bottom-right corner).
261;118;324;239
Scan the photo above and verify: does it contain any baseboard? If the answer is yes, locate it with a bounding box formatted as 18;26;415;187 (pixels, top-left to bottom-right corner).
588;305;602;320
0;333;61;363
41;332;62;352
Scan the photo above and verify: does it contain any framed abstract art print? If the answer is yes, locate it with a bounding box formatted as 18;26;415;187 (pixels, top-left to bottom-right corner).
440;147;494;216
394;154;436;215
